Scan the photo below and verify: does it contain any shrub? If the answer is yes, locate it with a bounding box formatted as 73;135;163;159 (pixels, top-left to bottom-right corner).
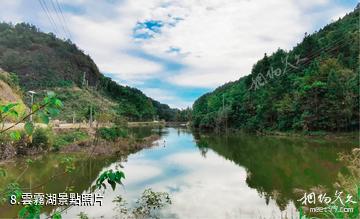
113;189;171;218
52;138;67;152
31;128;53;150
52;130;89;151
97;127;128;141
60;130;88;142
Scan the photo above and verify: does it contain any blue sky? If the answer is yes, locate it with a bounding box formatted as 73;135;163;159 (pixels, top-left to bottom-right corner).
0;0;357;108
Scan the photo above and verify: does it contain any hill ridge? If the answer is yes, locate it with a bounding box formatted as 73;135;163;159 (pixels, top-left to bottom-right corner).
192;8;359;132
0;22;178;122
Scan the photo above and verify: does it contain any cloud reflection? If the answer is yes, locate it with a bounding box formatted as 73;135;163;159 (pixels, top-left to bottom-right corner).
61;128;297;218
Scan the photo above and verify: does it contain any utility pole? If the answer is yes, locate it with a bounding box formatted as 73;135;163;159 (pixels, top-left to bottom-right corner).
28;91;36;122
89;105;93;128
222;93;225;110
82;72;87;88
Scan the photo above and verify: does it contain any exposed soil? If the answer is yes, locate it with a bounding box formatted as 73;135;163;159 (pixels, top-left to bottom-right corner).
0;129;161;161
60;134;161;156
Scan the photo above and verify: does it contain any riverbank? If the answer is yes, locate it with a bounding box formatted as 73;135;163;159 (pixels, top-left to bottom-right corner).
0;127;161;162
1;127;357;218
3;121;166;131
128;121;165;127
60;133;160;156
194;127;359;142
257;130;359;141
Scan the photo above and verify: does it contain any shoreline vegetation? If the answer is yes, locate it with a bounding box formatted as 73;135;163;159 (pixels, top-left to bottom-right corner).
193;126;359;142
2;124;358;163
258;130;359;142
249;129;357;140
0;92;169;219
0;125;161;162
60;129;161;156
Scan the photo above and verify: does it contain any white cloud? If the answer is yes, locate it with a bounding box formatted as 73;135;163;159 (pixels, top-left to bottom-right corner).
142;88;193;109
63;8;165;81
136;0;352;87
0;0;23;22
0;0;355;106
168;68;237;88
142;88;176;101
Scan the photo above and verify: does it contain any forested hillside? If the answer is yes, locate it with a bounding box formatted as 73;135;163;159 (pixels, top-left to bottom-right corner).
0;22;177;121
192;7;359;132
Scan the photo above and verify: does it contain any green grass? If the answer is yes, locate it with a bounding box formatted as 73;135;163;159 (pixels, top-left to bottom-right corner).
35;87;117;123
97;127;128;141
53;130;89;151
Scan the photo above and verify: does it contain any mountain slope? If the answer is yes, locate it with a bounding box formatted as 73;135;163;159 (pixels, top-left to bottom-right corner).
0;69;21;103
0;22;177;121
0;68;27;121
192;7;359;132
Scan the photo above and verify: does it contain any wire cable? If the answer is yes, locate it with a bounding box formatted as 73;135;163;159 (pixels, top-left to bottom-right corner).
49;0;67;38
38;0;60;36
55;0;72;39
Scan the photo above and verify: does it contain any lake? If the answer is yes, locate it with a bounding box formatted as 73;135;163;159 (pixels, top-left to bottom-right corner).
0;128;357;218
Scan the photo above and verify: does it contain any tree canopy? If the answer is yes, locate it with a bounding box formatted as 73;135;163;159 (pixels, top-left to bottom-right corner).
192;8;359;132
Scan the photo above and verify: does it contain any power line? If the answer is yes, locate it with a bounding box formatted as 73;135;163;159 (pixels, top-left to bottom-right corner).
49;0;69;39
277;36;350;75
41;0;62;36
54;0;72;39
249;36;354;90
285;37;352;75
38;0;60;35
283;39;350;77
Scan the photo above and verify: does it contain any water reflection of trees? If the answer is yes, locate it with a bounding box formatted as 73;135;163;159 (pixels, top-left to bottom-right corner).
0;154;119;217
0;127;170;218
194;134;355;211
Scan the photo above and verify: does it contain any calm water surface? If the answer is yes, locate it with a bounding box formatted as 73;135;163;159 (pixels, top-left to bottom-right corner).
0;128;356;218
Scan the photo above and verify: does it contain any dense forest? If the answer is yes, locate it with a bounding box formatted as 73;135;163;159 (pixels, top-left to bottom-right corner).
0;22;179;121
192;7;359;132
